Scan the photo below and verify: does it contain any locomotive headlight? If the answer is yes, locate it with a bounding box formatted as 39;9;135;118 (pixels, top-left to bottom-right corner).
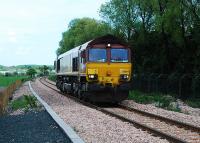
124;75;129;79
89;74;95;78
88;74;98;80
120;74;129;81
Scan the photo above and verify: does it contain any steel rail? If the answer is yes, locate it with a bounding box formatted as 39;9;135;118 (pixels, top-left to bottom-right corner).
44;78;200;132
39;78;200;143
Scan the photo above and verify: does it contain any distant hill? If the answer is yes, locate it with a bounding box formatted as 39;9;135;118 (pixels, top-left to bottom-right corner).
0;65;6;71
16;65;47;69
0;65;53;71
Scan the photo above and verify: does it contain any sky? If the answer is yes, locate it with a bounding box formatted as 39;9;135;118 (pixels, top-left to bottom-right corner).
0;0;107;66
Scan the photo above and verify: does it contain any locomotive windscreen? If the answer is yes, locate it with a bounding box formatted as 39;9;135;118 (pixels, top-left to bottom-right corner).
111;49;128;63
89;49;107;62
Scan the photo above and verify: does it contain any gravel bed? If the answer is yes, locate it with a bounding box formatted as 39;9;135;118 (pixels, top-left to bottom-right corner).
104;107;200;142
176;99;200;116
46;78;56;85
32;79;169;143
122;100;200;128
42;79;200;127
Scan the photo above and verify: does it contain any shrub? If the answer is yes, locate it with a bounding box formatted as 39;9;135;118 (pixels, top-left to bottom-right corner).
11;95;37;110
48;75;56;82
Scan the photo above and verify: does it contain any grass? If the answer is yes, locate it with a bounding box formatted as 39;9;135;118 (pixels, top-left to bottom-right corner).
10;95;37;111
129;90;181;112
48;74;56;82
185;98;200;108
0;76;29;87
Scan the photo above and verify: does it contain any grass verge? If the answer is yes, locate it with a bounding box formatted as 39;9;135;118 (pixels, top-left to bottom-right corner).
185;98;200;108
0;76;29;87
48;74;56;82
129;90;181;112
10;95;37;111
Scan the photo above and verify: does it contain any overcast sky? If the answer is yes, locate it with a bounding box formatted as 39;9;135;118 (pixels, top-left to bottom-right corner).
0;0;107;66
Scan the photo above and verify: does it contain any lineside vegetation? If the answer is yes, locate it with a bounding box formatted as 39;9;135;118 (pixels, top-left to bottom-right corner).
0;76;28;87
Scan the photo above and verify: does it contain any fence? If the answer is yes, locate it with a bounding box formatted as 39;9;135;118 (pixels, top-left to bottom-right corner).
0;80;22;115
131;74;200;100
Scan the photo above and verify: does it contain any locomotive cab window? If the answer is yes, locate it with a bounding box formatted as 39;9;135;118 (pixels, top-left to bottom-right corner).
57;59;60;72
80;50;86;63
89;49;107;62
54;61;56;70
111;49;128;63
72;57;78;71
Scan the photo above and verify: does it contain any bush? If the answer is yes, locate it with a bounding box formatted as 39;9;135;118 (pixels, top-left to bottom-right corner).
129;90;178;110
48;75;56;82
0;76;29;87
11;95;37;110
185;99;200;108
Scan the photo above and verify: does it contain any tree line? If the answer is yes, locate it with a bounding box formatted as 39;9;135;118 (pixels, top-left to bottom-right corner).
57;0;200;75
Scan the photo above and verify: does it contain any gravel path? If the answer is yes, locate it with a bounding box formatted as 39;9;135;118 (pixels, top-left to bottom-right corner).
122;100;200;128
32;79;169;143
12;81;32;100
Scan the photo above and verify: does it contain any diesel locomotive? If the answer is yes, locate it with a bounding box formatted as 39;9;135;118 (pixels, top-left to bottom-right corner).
55;34;132;102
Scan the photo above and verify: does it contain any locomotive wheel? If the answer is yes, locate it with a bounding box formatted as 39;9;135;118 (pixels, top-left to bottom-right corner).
77;89;82;99
73;87;79;97
60;83;64;93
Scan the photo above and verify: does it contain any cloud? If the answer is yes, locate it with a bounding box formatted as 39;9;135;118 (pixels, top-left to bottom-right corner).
0;47;4;52
8;31;17;43
15;47;31;56
0;0;107;66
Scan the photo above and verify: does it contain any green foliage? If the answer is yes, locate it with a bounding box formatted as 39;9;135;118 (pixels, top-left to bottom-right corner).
26;68;37;77
24;95;37;108
57;17;112;56
100;0;200;74
48;74;56;82
0;65;5;71
100;0;137;40
11;95;37;110
0;76;28;87
128;90;181;111
11;97;27;110
129;90;154;104
186;99;200;108
39;65;49;76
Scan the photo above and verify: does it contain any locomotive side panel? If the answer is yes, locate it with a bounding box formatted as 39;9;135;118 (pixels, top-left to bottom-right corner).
59;54;71;74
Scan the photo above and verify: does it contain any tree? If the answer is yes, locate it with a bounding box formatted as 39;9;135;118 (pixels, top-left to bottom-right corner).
56;18;112;56
26;68;37;78
100;0;137;41
39;65;49;76
99;0;200;74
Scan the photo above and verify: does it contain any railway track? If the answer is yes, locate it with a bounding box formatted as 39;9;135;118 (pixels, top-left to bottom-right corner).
39;77;200;143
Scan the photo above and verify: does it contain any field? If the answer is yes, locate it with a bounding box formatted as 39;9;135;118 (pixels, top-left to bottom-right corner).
0;76;28;87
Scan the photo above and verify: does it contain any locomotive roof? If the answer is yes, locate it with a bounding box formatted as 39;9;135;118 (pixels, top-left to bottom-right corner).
57;34;127;59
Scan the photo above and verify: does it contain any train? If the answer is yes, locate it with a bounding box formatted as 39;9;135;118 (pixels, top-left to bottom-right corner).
54;34;132;102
